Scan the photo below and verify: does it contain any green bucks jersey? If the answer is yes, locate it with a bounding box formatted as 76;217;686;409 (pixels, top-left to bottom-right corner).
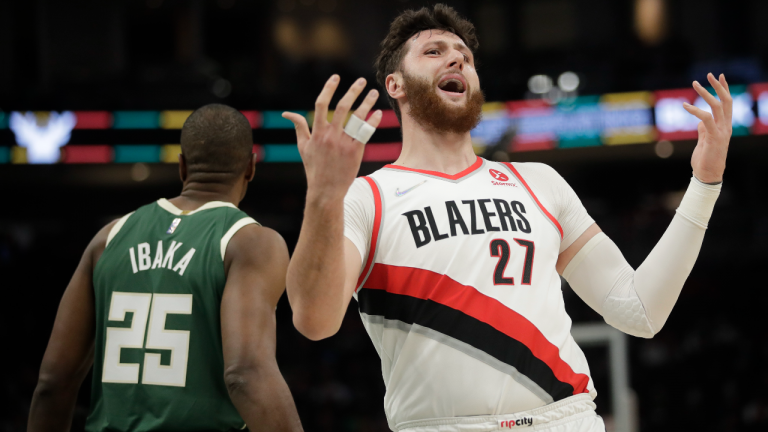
86;198;258;432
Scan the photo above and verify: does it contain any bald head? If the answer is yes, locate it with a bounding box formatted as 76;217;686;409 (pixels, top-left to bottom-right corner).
180;104;253;178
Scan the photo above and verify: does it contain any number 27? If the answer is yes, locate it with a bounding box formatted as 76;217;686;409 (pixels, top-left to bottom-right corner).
489;239;534;286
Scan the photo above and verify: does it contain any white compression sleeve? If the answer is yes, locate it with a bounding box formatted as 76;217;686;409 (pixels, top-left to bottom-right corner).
563;177;721;338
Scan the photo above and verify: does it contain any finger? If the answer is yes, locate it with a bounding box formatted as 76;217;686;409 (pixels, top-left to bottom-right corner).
352;89;379;122
331;77;367;129
693;80;724;125
365;109;384;129
282;112;311;142
314;75;341;130
720;73;729;92
717;74;733;121
710;73;733;122
683;102;717;133
345;110;383;146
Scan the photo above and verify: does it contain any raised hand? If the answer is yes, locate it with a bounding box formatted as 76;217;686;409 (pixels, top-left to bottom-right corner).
283;75;382;200
683;73;732;183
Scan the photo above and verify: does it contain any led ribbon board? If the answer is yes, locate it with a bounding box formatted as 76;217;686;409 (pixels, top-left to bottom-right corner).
655;85;754;140
1;83;766;164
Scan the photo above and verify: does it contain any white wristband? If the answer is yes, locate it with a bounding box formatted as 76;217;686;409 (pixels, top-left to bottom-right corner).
676;177;722;229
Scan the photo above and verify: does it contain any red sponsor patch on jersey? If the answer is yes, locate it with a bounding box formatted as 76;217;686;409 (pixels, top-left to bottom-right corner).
489;169;509;182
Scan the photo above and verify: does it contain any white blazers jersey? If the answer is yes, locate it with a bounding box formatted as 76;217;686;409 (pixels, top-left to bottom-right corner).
350;157;596;430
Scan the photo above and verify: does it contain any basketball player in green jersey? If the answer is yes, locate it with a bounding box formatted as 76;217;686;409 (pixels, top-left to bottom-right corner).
27;104;303;432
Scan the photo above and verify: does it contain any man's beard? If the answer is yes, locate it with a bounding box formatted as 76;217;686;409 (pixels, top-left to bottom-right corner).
402;71;485;134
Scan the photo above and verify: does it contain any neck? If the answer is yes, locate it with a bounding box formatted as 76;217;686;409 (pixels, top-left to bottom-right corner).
394;113;477;175
169;178;242;211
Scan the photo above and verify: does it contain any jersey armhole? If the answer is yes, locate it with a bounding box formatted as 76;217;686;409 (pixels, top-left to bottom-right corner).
105;212;135;248
220;217;260;261
355;177;383;292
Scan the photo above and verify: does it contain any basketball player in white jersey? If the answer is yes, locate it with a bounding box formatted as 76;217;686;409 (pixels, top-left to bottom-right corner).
282;4;730;431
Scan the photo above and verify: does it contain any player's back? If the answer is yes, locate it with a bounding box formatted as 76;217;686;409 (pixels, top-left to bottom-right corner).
86;198;255;432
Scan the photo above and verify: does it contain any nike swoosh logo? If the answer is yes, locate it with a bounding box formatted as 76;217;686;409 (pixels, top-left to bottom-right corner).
395;180;427;197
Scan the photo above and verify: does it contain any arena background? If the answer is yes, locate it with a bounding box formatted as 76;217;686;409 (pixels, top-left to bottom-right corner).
2;1;768;431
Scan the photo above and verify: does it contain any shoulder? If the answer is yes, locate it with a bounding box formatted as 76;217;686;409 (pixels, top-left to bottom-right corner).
506;162;571;194
223;225;288;305
506;162;562;180
345;177;376;203
134;200;165;217
224;224;289;270
97;218;121;242
229;224;285;248
221;208;260;231
351;175;377;191
101;203;156;243
104;211;136;245
359;166;405;187
90;218;123;268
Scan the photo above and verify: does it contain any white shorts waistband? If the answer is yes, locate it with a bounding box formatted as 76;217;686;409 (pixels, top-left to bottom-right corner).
396;394;596;432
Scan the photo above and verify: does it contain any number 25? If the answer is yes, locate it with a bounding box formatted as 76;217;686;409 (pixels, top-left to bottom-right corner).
102;292;192;387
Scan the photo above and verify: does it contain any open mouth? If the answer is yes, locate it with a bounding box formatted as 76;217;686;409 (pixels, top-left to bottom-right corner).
438;78;466;94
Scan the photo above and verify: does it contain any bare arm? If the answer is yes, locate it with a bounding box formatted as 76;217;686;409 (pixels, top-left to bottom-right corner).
27;221;115;432
282;75;381;340
285;198;364;340
221;225;302;431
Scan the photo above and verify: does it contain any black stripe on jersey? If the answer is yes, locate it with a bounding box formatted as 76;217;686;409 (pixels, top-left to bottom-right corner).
357;288;576;402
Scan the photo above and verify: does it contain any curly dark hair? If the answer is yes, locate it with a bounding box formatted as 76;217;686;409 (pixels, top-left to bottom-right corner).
374;4;479;123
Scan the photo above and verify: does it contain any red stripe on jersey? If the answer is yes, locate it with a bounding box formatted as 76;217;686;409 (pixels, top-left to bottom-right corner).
356;177;382;292
502;163;564;239
364;263;590;395
384;156;483;180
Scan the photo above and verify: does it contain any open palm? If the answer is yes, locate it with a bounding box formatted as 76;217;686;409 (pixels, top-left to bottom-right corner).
282;75;382;200
683;73;732;184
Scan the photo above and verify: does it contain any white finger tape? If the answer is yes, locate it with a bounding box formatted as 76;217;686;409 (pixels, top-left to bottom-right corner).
343;114;365;138
354;122;376;144
343;114;377;144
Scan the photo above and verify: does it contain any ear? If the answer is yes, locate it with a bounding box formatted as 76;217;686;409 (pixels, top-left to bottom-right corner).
178;153;188;182
246;153;257;182
386;72;406;101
